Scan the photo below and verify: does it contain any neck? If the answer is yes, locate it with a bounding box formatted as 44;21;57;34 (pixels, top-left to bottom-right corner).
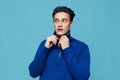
54;30;70;39
56;35;62;40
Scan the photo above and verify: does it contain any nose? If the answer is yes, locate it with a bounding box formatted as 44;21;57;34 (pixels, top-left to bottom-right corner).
58;21;62;27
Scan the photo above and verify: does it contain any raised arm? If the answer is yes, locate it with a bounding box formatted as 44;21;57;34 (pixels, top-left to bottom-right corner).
29;41;49;78
63;43;90;80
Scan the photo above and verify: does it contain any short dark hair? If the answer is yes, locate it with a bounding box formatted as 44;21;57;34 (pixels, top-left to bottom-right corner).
52;6;75;22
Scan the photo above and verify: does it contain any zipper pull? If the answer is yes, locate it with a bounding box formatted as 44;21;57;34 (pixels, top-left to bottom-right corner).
56;50;62;65
59;51;61;59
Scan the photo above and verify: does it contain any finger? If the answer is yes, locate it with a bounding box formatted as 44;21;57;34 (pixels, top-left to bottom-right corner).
60;35;66;39
53;35;57;39
58;42;61;47
62;35;67;39
53;40;57;45
49;41;54;46
50;35;57;45
50;41;53;44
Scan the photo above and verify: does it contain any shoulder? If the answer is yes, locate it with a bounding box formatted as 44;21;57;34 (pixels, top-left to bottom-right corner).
38;40;46;47
41;40;46;44
70;38;90;55
70;38;89;50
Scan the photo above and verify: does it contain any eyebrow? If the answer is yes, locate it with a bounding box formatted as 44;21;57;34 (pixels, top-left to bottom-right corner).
54;18;68;20
54;18;59;20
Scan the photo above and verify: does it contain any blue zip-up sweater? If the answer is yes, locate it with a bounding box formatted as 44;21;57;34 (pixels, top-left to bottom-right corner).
29;31;90;80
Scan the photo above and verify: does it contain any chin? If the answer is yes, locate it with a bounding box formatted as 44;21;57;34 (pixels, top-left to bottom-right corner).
56;33;64;36
57;34;63;36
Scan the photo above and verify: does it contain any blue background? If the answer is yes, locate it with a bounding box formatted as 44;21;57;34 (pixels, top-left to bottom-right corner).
0;0;120;80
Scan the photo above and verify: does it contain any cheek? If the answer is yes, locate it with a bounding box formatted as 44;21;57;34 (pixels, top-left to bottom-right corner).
64;25;70;30
54;24;57;29
63;27;69;34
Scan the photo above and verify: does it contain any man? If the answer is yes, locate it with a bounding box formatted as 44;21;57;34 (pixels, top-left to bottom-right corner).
29;6;90;80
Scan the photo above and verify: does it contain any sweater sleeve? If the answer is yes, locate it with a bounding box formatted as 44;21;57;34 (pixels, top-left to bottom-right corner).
29;40;49;78
63;43;90;80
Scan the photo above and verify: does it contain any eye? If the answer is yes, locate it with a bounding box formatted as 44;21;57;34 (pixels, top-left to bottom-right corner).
62;19;68;23
54;19;59;23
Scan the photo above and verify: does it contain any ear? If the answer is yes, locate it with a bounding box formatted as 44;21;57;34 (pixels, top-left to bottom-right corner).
70;21;73;28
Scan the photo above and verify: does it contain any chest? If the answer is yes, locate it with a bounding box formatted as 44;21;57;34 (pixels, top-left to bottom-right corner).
46;46;65;66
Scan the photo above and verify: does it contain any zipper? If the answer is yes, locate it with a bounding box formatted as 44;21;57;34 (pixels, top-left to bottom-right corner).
58;51;61;59
56;48;62;65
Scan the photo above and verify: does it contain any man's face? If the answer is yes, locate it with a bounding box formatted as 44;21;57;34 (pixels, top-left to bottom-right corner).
53;12;72;36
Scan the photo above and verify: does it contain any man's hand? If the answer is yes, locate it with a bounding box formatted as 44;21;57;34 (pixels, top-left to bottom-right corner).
58;35;69;50
45;35;57;49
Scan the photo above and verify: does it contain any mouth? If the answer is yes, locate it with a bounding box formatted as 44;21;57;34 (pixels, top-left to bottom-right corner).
57;29;63;32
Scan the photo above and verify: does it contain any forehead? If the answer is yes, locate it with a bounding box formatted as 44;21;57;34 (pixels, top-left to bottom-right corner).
54;12;70;19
